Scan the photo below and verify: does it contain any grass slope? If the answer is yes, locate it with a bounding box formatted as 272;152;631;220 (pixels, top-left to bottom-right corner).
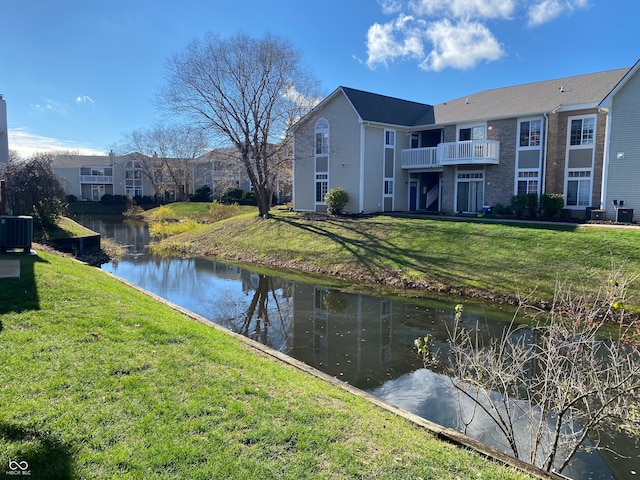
0;252;531;479
156;211;640;311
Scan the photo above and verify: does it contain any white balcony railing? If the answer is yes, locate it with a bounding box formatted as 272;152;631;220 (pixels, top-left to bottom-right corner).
401;140;500;169
80;175;114;184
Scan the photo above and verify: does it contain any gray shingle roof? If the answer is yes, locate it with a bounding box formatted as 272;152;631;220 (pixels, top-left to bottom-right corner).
340;67;630;129
429;67;630;126
340;87;434;126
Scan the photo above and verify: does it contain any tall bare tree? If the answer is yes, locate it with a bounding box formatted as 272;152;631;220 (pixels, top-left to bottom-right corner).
120;124;208;201
158;32;321;216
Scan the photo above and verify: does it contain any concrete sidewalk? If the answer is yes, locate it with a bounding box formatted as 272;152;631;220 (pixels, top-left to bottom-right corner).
0;259;20;279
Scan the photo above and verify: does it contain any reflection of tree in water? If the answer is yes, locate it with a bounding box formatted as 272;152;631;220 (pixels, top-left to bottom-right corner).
215;274;293;350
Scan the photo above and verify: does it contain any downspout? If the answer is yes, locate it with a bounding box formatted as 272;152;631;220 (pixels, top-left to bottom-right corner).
292;136;297;209
542;112;549;196
359;121;366;213
599;108;612;211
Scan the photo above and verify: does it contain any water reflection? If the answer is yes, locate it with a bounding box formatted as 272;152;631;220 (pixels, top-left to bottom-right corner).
77;215;636;479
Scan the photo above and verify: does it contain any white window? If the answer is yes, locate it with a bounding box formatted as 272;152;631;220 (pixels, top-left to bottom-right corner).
570;116;595;146
125;161;143;197
315;173;328;203
517;171;539;195
458;125;486;142
383;130;395;207
314;119;330;205
385;130;395;147
519;119;542;147
456;171;484;213
566;170;591;206
315;118;329;155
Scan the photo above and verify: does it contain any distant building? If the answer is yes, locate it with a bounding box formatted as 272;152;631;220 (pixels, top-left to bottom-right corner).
0;94;8;164
192;148;252;196
52;149;261;202
53;151;156;201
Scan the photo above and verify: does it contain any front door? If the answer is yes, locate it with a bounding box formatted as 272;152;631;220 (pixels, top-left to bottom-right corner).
456;172;484;213
409;181;418;211
92;185;105;201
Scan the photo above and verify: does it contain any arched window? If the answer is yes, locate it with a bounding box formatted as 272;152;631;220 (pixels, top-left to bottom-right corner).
125;160;143;197
315;118;329;155
314;119;329;205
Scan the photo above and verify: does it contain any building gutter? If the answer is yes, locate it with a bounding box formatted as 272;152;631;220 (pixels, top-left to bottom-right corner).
599;107;612;211
359;120;366;213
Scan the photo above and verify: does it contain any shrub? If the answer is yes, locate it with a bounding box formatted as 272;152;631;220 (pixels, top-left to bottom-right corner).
209;201;241;223
101;194;127;205
510;193;538;219
214;188;243;204
148;219;202;239
66;194;78;203
324;188;349;215
492;203;512;215
190;185;212;202
133;195;155;205
147;205;177;222
540;193;564;218
240;191;257;206
4;154;66;228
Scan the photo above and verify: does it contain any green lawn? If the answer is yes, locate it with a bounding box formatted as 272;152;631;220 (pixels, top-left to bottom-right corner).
0;252;532;479
156;211;640;311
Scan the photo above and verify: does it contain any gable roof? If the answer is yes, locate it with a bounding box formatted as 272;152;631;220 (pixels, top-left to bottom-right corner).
429;67;630;126
340;87;434;126
297;64;633;133
599;59;640;108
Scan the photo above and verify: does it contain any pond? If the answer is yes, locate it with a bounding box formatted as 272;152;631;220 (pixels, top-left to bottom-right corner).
77;215;639;480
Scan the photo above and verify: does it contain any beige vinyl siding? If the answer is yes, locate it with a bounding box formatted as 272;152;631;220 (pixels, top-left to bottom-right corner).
393;131;410;211
361;125;384;213
293;130;315;211
326;95;361;214
605;70;640;219
55;167;82;198
293;92;361;213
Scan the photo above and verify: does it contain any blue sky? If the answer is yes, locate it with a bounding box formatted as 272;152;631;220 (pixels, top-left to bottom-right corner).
2;0;638;158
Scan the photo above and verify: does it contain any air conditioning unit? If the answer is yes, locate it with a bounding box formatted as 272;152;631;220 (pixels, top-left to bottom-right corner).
0;216;33;253
616;208;634;223
590;209;606;221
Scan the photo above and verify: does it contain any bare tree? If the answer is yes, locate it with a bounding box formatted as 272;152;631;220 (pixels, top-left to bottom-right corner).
4;153;66;227
158;32;321;217
417;271;640;474
120;124;208;201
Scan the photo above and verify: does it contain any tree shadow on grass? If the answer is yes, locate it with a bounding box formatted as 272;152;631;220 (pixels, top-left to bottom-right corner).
0;421;74;480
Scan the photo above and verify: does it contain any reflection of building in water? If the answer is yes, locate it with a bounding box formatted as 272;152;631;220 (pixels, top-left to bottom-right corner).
292;284;467;390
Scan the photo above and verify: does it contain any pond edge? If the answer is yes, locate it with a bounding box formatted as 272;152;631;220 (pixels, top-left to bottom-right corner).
101;268;568;480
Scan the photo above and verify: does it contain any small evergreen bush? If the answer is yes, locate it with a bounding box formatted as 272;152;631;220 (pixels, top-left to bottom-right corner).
540;193;564;218
324;188;349;215
510;193;538;219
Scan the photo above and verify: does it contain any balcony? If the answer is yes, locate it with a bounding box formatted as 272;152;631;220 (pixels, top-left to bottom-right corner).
401;140;500;169
80;175;113;184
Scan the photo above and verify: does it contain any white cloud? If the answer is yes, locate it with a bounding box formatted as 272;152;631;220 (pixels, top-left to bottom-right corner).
408;0;515;20
527;0;589;27
8;128;105;159
76;95;95;105
33;99;67;114
421;19;503;71
364;0;588;72
378;0;403;15
366;15;426;68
